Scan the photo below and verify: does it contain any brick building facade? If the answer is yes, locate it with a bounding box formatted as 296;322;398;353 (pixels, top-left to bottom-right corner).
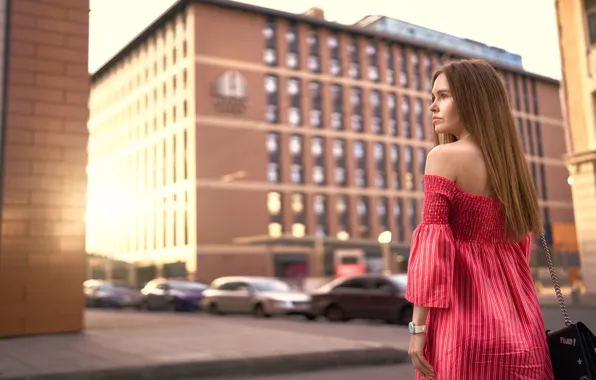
88;0;574;286
0;0;89;337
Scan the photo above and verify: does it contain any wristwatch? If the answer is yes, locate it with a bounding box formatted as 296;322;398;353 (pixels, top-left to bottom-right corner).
408;322;427;334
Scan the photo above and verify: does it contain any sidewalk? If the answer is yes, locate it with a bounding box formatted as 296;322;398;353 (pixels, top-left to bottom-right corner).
0;311;408;380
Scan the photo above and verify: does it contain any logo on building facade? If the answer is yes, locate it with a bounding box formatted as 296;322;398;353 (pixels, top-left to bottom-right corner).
212;70;247;115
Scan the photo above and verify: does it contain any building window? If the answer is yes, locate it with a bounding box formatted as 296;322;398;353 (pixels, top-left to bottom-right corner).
412;50;422;91
378;197;389;232
535;122;543;157
348;37;360;79
367;40;379;82
517;117;526;150
286;22;299;69
530;78;539;114
307;27;320;73
386;43;395;85
311;136;325;185
512;74;521;111
291;193;306;238
424;52;433;91
522;77;530;113
265;74;279;124
289;134;304;184
374;142;386;189
263;17;277;66
415;98;424;139
266;132;281;183
310;81;323;128
388;93;398;136
405;146;414;190
408;198;418;233
526;120;535;156
336;195;350;239
357;196;370;238
354;140;367;188
402;95;411;138
394;198;405;242
531;79;545;161
501;71;510;96
314;194;328;237
288;77;301;127
417;147;426;189
435;52;444;69
333;139;347;186
391;144;401;189
328;33;341;76
371;90;383;135
350;87;363;133
400;47;409;87
531;162;538;192
331;84;344;130
267;192;283;237
539;163;548;200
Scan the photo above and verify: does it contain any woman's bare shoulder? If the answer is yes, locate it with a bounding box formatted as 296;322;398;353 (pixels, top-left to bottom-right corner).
426;142;481;180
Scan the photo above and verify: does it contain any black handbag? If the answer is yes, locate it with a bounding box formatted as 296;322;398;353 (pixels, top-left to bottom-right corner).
540;232;596;379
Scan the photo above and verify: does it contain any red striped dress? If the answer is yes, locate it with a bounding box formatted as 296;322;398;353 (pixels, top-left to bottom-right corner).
406;175;553;380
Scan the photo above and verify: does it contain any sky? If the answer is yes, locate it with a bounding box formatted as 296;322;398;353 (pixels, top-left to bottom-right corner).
89;0;561;79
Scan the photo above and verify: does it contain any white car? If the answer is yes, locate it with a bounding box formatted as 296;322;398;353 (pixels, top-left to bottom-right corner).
201;276;315;320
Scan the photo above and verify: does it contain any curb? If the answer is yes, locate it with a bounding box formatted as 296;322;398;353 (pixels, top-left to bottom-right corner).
0;346;409;380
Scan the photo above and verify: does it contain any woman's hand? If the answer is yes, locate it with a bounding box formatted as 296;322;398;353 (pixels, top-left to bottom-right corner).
408;333;435;379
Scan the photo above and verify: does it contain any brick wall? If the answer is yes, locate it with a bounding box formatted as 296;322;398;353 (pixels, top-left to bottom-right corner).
0;0;89;337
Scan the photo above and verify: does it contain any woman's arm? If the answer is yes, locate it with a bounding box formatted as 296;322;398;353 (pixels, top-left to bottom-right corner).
412;305;429;326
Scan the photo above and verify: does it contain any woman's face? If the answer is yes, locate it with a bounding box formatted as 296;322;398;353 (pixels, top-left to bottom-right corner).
430;73;464;135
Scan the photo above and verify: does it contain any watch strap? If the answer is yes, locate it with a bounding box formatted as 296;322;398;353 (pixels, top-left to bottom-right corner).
408;322;427;334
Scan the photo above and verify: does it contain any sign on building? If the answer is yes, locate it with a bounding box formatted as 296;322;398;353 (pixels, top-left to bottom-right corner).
212;70;247;115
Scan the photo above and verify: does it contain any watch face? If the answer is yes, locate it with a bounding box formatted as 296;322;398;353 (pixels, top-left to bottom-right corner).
408;322;414;333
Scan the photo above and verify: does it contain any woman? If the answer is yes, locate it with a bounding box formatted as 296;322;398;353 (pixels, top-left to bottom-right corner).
405;59;553;380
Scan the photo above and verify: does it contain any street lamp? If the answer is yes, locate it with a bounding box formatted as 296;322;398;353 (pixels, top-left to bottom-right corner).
378;231;392;275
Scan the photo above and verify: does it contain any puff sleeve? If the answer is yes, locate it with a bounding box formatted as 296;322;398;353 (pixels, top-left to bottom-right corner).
405;175;456;309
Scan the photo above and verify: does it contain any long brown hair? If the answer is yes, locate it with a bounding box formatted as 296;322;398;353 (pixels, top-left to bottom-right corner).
432;59;541;240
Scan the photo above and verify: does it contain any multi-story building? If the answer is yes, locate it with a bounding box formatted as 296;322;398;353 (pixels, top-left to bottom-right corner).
554;0;596;293
88;0;574;285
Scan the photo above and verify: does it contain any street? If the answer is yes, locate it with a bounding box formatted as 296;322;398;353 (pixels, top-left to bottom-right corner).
84;305;596;380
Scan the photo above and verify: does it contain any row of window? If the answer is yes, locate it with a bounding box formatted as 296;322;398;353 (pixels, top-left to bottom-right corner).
264;18;435;91
267;191;418;242
265;74;430;138
265;129;551;200
267;132;426;190
263;18;543;116
92;12;189;108
87;191;192;255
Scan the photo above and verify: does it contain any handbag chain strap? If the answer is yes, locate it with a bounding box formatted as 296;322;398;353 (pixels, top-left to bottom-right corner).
539;231;572;327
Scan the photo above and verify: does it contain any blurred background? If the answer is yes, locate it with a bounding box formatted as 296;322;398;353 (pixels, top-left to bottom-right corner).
0;0;593;379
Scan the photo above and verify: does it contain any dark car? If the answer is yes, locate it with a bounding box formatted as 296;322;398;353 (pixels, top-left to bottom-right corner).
83;280;144;309
140;279;207;312
309;274;413;325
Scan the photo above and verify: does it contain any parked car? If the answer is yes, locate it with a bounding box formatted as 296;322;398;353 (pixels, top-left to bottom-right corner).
83;280;144;309
140;279;207;311
201;276;315;319
309;274;413;324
